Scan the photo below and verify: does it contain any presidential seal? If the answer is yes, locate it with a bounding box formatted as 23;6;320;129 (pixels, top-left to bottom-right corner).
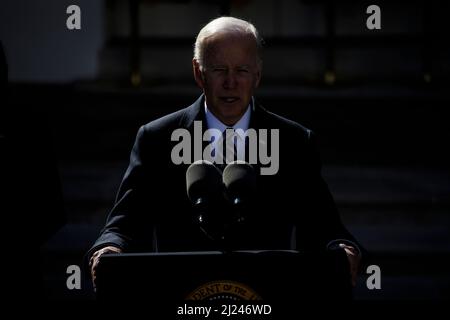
185;280;262;301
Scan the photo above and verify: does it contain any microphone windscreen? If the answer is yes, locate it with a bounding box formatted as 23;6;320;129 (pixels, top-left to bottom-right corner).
186;160;222;202
222;161;256;199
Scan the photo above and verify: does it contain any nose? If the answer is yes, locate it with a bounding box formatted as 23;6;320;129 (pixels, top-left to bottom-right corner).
223;70;237;90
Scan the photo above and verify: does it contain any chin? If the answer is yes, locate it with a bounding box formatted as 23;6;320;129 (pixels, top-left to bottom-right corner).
224;108;244;118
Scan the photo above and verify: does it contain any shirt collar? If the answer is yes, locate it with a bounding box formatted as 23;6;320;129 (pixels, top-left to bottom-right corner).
204;98;252;134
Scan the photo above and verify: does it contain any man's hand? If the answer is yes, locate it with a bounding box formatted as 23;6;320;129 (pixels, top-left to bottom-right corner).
339;243;361;287
89;245;122;290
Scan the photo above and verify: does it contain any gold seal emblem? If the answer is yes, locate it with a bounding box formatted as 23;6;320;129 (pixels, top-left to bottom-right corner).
186;280;262;301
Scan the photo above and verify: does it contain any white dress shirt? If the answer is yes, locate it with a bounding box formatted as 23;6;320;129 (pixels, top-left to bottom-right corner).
204;99;252;162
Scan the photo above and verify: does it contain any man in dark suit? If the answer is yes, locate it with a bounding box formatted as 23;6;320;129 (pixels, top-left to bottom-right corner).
89;17;362;287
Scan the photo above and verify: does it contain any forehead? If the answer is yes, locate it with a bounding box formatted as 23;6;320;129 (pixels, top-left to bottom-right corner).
203;33;258;64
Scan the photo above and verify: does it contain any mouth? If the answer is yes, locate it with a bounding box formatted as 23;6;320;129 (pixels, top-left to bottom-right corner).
219;97;240;103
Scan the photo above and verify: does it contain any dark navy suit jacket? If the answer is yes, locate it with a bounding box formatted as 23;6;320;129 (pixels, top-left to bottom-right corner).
89;95;360;255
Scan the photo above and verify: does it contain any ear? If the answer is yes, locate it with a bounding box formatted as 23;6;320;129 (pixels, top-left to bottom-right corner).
192;59;205;89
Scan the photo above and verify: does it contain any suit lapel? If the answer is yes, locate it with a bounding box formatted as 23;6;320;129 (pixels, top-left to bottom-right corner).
178;95;210;162
248;99;271;172
180;95;205;130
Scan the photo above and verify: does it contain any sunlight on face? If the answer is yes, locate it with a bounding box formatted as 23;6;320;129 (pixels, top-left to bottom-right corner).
194;33;261;126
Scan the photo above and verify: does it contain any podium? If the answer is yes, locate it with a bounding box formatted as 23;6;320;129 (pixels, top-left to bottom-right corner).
96;250;352;307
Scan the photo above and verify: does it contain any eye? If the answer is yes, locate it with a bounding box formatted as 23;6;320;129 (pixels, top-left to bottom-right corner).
237;68;249;73
213;67;226;72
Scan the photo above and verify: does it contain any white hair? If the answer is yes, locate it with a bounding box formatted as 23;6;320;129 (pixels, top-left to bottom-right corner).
194;16;262;69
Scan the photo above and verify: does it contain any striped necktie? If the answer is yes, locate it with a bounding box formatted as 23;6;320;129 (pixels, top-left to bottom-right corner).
217;127;237;171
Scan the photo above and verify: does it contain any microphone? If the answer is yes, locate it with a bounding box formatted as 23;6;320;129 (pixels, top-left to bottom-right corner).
222;160;256;223
186;159;223;226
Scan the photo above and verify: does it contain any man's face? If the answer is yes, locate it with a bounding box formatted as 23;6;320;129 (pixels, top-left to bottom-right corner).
193;33;261;126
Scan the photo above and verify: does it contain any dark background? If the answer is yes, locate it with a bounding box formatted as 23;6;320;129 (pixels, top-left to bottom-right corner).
1;0;449;301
